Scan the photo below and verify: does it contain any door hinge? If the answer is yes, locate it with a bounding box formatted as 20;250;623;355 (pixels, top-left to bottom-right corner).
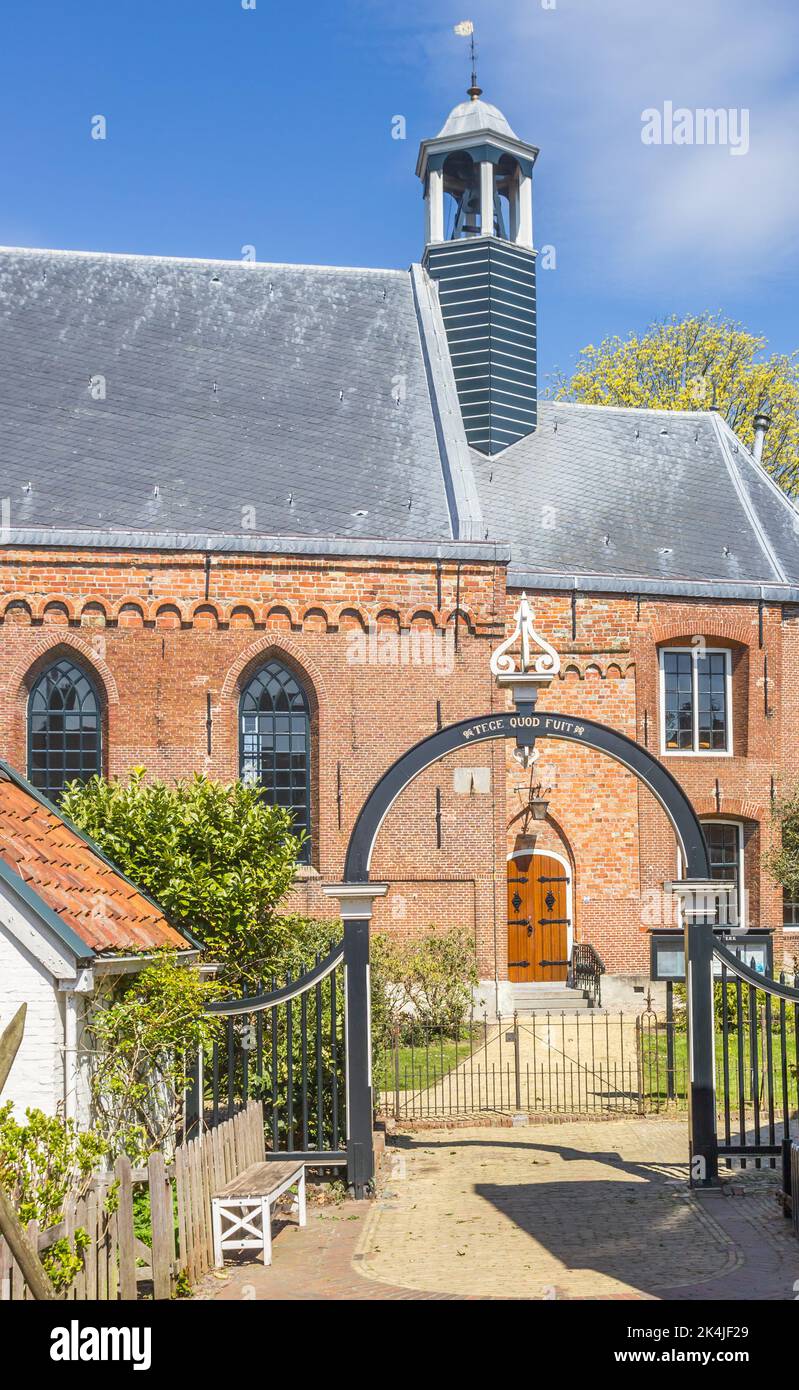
538;875;570;884
538;918;571;926
508;960;530;969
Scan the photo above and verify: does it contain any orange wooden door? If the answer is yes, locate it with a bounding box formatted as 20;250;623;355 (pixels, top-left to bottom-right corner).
507;853;570;983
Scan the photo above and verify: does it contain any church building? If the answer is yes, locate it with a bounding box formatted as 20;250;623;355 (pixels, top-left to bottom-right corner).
2;86;798;1012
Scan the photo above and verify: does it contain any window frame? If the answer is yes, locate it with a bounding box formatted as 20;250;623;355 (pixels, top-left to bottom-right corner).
701;818;745;928
27;657;103;803
238;659;312;862
783;888;799;933
676;817;746;928
659;645;733;757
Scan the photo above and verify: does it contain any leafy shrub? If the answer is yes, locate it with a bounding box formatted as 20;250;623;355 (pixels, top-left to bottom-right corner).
372;926;478;1044
62;770;305;993
0;1103;105;1291
84;952;225;1162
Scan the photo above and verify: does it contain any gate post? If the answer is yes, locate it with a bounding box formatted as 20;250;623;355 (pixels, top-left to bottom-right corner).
669;880;728;1188
323;883;388;1198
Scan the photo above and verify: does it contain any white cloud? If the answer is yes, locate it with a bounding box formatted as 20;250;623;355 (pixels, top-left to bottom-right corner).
411;0;799;294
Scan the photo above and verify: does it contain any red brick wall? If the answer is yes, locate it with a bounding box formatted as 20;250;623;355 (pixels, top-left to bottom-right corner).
0;546;795;976
503;591;793;973
0;547;509;975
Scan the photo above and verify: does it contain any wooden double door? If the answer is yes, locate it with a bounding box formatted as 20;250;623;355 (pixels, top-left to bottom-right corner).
507;852;571;983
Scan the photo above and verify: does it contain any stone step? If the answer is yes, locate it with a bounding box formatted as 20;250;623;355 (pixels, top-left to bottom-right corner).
511;988;592;1013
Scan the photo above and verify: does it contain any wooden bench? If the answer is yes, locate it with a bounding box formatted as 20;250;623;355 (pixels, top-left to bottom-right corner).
211;1161;306;1267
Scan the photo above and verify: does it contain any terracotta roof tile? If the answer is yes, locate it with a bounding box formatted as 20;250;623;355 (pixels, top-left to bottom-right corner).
0;768;192;954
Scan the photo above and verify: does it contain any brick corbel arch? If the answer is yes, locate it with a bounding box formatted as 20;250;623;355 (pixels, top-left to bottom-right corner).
692;796;765;821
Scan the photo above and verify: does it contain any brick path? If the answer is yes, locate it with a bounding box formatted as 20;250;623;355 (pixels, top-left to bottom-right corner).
198;1119;799;1301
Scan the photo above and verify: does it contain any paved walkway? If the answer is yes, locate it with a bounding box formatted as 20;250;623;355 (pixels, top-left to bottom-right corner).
198;1119;799;1301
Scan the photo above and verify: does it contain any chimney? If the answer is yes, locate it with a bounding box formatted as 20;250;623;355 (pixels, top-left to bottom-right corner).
752;411;771;464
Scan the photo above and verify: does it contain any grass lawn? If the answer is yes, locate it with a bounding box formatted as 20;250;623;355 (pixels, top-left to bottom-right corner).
373;1028;478;1096
640;1025;799;1112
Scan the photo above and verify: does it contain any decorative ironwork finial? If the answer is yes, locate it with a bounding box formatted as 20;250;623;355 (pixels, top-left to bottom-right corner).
490;593;561;683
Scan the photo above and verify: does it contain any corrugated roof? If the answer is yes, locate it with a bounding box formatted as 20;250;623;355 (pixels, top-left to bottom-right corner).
0;764;191;955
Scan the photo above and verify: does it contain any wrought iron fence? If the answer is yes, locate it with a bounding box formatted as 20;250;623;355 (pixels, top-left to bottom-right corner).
188;944;348;1165
375;1009;647;1121
375;985;799;1138
570;942;605;1008
714;963;799;1169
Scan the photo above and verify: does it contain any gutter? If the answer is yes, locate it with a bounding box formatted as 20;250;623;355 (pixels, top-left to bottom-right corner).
1;527;508;566
507;570;799;604
91;949;202;975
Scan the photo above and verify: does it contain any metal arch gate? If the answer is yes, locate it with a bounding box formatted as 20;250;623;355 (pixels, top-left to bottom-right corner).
197;707;799;1195
334;708;727;1191
187;927;375;1195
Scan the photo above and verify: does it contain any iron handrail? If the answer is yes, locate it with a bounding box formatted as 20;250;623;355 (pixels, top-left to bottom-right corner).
569;942;605;1007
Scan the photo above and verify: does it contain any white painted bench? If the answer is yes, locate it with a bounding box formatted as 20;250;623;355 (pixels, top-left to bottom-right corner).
211;1160;306;1267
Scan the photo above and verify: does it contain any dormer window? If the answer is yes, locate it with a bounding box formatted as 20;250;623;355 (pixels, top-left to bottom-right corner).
660;647;732;755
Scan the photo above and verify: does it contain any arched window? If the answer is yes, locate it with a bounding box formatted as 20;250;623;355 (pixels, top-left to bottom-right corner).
239;660;310;857
28;659;102;802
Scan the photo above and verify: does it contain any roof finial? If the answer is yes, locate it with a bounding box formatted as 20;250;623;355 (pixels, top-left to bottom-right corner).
454;20;482;100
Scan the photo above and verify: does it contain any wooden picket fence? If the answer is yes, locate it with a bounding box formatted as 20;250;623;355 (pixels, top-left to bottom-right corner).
176;1100;265;1286
0;1102;264;1300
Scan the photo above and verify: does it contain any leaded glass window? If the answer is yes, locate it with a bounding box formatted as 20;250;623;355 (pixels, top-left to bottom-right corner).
662;648;730;753
28;659;101;802
240;661;310;857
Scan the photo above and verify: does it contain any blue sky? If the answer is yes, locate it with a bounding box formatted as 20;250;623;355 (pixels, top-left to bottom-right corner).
1;0;797;383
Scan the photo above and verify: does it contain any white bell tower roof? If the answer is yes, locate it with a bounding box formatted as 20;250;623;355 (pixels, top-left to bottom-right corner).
437;98;518;141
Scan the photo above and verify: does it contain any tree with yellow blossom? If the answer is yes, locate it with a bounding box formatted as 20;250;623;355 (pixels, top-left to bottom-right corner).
555;314;799;496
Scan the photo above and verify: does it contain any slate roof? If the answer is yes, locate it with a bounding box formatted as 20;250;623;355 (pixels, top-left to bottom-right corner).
0;762;192;956
1;245;798;599
471;401;799;596
0;247;459;546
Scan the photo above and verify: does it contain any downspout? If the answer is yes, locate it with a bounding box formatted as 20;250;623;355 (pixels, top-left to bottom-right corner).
62;990;79;1124
58;967;94;1124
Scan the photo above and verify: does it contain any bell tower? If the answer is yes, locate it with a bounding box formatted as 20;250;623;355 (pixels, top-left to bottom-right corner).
417;86;539;456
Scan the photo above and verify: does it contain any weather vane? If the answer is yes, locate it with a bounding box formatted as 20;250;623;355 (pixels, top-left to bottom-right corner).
454;19;482;99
